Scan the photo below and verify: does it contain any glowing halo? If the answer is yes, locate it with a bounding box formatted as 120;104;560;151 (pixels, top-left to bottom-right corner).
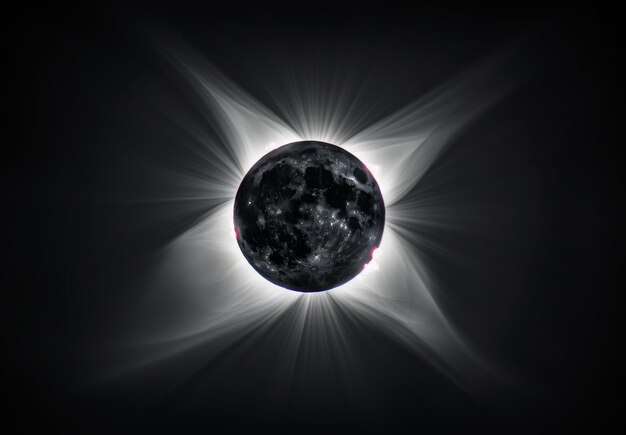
98;38;518;396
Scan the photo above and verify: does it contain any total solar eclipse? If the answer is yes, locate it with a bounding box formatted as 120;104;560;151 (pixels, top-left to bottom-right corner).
234;141;385;292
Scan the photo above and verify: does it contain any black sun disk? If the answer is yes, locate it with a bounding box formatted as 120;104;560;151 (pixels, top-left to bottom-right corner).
234;141;385;292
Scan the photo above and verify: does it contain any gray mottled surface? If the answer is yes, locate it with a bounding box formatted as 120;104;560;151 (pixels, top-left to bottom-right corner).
234;141;385;292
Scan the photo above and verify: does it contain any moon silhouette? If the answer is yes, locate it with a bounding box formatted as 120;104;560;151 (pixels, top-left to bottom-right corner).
234;141;385;292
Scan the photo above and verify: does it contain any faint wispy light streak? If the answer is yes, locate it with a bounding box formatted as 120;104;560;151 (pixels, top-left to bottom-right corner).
98;38;520;397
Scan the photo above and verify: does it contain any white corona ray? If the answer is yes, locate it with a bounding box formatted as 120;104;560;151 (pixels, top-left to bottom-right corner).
99;202;299;380
273;61;377;144
97;41;518;396
159;40;301;174
343;55;515;206
334;226;509;391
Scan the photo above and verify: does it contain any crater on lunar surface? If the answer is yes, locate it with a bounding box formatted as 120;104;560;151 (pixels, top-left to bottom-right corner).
233;141;385;292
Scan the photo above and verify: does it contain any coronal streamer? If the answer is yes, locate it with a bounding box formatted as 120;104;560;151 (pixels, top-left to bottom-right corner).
100;39;518;396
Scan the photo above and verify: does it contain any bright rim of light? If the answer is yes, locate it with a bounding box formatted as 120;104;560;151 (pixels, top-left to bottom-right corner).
104;39;518;394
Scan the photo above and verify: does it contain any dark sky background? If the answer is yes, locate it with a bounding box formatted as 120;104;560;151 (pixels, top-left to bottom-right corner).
5;2;621;432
